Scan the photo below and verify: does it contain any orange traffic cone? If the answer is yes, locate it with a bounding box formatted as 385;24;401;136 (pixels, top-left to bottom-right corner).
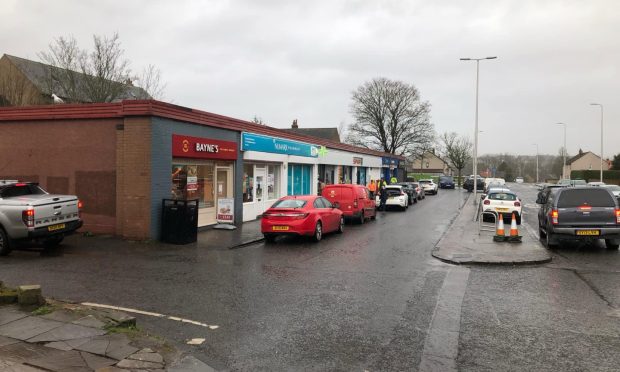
508;213;522;242
494;213;506;242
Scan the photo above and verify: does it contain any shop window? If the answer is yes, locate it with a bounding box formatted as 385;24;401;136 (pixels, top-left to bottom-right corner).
172;163;214;208
267;165;280;200
243;164;254;203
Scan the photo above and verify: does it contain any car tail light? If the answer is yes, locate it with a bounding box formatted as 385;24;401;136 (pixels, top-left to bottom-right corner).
615;209;620;224
353;199;358;208
483;200;490;205
514;201;521;207
22;208;35;227
78;200;83;218
578;205;591;211
550;209;559;225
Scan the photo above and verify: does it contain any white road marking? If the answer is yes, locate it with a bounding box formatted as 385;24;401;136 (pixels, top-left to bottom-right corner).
81;302;219;329
187;338;206;345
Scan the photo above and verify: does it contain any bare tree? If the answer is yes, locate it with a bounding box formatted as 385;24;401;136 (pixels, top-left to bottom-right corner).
346;77;434;156
440;132;472;186
80;33;131;102
38;36;85;102
134;64;166;100
251;115;266;125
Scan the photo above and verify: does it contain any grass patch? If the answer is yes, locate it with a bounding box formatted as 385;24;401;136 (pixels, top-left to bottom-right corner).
31;304;56;316
105;324;142;338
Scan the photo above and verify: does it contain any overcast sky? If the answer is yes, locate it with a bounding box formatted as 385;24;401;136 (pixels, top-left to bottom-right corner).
2;0;618;157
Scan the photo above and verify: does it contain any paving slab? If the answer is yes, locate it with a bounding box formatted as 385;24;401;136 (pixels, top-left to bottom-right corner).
0;359;46;372
26;349;91;371
167;356;217;372
0;342;67;364
116;358;164;369
27;323;106;343
43;341;74;351
72;315;107;329
0;316;63;341
127;351;164;363
432;195;551;265
0;335;20;347
0;306;29;327
80;351;117;370
41;309;86;323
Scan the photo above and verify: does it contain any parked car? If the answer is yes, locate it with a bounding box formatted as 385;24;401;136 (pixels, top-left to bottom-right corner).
556;179;571;186
484;177;506;189
396;182;417;204
261;196;344;243
537;187;620;249
587;181;606;187
375;185;409;211
0;181;83;256
410;182;425;200
419;179;438;195
439;175;455;189
515;177;524;183
481;189;522;224
570;179;587;187
602;184;620;199
321;184;376;224
464;175;485;192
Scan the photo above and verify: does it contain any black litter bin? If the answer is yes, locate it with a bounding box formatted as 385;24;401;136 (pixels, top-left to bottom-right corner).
161;199;199;244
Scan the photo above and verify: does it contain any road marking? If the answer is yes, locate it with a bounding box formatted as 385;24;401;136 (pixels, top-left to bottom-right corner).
419;266;470;372
81;302;219;329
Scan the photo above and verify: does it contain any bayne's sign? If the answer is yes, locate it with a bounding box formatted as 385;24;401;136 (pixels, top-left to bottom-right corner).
172;134;237;160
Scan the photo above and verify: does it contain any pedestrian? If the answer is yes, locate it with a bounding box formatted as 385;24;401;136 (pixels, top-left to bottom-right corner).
379;180;388;211
390;175;398;184
368;179;376;198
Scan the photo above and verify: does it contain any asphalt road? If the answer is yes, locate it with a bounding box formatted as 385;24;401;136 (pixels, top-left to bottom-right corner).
1;184;619;371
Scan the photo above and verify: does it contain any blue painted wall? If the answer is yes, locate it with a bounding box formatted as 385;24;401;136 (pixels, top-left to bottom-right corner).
151;117;243;239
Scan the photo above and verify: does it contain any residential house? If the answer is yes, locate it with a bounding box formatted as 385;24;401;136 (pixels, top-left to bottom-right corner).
281;119;341;142
563;149;610;177
408;151;453;176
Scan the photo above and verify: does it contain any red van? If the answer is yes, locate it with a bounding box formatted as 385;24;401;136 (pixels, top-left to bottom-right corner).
321;184;376;224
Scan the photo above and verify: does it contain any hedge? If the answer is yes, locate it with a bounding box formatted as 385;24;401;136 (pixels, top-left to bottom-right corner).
571;170;620;183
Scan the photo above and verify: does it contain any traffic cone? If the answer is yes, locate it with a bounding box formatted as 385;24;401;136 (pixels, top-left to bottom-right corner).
493;213;506;242
508;213;522;243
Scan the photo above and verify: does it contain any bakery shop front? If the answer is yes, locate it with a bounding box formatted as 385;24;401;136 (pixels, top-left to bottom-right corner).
170;134;237;227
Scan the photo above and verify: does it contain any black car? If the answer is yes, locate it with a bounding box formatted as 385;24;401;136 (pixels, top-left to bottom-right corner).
396;182;417;205
463;176;484;192
537;186;620;249
439;175;455;189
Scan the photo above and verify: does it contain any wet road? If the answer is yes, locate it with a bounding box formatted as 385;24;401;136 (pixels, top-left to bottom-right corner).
1;184;619;371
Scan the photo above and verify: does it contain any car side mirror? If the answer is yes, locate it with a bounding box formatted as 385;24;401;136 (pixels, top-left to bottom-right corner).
333;202;340;208
535;193;544;204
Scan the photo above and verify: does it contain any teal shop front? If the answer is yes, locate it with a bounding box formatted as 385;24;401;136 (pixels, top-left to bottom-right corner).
287;164;313;195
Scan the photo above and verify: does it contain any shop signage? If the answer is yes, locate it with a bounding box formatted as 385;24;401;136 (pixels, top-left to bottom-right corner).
241;132;318;157
186;176;198;191
353;157;363;165
382;157;399;168
216;198;234;223
172;134;237;160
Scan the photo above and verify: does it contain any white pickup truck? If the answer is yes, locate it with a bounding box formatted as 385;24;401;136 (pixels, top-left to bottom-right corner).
0;181;83;255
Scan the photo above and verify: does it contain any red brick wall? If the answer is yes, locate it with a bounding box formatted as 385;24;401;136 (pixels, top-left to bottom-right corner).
0;119;119;234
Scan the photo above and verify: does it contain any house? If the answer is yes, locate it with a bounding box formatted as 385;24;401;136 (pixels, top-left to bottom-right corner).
408;151;453;176
563;149;610;177
281;119;341;142
0;54;149;106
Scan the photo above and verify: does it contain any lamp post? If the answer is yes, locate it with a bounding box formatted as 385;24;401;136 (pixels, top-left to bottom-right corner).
533;143;539;183
556;122;567;179
460;56;497;204
590;103;604;182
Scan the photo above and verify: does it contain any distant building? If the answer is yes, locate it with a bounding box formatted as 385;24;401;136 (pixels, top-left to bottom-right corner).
282;119;341;142
408;151;453;176
0;54;149;106
563;149;610;177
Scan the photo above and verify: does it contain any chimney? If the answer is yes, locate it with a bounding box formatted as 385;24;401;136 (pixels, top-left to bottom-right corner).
291;119;298;129
579;148;583;155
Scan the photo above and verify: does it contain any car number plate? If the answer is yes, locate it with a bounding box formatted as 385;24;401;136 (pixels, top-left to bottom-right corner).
576;230;600;236
495;207;509;212
272;226;289;231
48;223;65;232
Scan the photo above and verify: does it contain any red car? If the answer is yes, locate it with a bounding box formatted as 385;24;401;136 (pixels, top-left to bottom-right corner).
321;184;376;224
261;195;344;243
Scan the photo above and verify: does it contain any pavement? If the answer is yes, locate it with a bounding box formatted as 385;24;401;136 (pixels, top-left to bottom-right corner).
432;193;552;265
196;219;263;249
0;301;214;371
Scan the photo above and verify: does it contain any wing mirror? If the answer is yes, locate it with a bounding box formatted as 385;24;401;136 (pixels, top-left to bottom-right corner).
535;192;544;204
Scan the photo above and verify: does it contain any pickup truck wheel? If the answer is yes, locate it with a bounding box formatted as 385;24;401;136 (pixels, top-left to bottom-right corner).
605;239;619;250
0;228;12;256
43;236;64;249
545;226;558;248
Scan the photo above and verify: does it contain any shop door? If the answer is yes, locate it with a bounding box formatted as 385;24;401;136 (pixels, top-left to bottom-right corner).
254;167;269;214
357;167;367;185
288;164;312;195
215;166;233;220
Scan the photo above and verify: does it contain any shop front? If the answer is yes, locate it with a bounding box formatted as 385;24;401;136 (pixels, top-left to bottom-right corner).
170;134;237;227
318;148;383;187
241;132;318;221
382;157;400;182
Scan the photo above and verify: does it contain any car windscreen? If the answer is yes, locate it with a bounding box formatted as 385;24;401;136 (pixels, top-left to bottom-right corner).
572;180;587;186
419;180;430;184
557;189;615;208
386;189;402;196
271;199;307;208
0;184;46;198
440;176;453;182
488;193;517;201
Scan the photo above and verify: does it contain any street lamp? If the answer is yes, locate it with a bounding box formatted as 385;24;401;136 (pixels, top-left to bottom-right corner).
533;143;539;183
590;103;604;182
556;122;567;179
460;56;497;203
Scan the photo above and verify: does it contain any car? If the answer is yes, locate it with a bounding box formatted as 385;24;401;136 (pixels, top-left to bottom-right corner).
602;184;620;199
376;185;409;211
515;177;524;183
419;179;438;195
556;179;571;186
587;181;606;187
570;179;587;187
484;177;506;189
537;186;620;249
396;182;418;204
261;196;344;243
411;182;425;200
464;175;485;192
0;181;83;256
439;175;455;189
321;184;376;224
481;189;522;224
